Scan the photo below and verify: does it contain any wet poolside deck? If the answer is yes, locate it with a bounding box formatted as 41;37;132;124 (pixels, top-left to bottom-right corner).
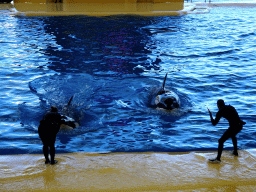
1;150;256;191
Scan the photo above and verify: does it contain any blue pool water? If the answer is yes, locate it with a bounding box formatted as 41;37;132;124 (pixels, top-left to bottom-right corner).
0;4;256;155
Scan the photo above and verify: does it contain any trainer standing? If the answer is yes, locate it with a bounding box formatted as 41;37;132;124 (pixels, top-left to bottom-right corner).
207;99;245;163
38;106;64;165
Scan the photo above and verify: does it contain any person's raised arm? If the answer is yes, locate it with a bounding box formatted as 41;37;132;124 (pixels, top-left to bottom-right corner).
207;107;220;126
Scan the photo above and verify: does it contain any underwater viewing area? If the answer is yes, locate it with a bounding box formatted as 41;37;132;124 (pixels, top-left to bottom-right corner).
1;0;256;191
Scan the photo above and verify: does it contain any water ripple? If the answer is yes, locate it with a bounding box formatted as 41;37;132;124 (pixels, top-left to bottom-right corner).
0;7;256;154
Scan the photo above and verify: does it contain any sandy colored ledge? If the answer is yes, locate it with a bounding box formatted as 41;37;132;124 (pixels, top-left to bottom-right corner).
2;1;256;16
11;0;185;16
194;1;256;8
1;150;256;191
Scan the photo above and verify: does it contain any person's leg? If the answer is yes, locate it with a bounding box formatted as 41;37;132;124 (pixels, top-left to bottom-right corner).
231;126;241;156
43;145;50;164
216;129;231;160
216;141;224;160
49;135;57;165
39;129;50;164
217;127;241;160
49;144;56;164
231;136;238;156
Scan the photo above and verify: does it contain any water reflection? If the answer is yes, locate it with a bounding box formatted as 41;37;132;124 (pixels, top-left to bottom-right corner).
41;16;161;75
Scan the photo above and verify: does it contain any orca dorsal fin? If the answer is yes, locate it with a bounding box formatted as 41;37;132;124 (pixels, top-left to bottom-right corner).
67;96;73;106
162;73;168;90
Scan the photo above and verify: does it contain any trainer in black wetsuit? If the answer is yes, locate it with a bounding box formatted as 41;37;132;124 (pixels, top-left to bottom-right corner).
207;99;245;163
38;106;64;164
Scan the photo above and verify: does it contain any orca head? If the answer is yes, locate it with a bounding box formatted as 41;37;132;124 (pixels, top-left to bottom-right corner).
155;92;180;110
60;114;79;130
150;73;180;110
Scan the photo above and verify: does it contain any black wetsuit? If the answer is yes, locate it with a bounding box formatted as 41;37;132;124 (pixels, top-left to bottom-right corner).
38;112;64;164
210;104;244;160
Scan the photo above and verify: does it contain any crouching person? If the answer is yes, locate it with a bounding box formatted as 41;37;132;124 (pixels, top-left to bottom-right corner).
38;106;64;165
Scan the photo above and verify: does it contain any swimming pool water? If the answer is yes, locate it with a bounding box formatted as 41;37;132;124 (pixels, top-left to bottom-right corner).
0;5;256;154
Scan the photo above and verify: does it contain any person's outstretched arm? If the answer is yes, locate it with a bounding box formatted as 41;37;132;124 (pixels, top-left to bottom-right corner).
207;108;220;126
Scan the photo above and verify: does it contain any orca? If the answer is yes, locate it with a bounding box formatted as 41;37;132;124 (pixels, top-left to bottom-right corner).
150;73;180;110
60;96;79;131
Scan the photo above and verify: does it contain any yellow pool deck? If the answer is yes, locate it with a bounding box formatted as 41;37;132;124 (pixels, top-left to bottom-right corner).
10;0;185;16
1;150;256;191
0;1;254;16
